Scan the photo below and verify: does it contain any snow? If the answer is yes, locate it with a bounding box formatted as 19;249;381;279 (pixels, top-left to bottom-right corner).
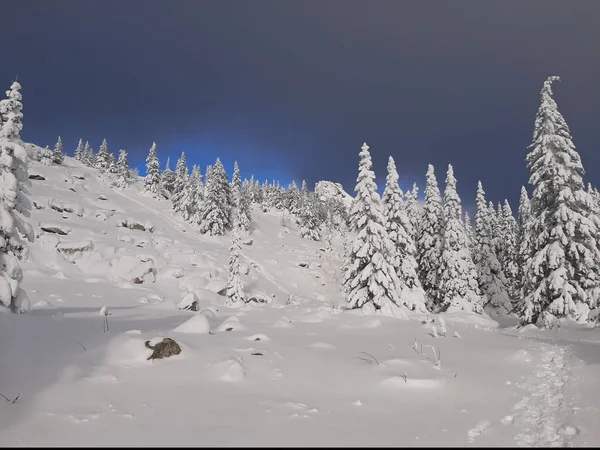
0;157;599;446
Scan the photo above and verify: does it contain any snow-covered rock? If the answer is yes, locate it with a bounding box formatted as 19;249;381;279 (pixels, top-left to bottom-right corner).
314;180;353;209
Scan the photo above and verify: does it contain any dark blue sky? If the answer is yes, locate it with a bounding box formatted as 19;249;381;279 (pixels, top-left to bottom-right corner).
3;0;600;209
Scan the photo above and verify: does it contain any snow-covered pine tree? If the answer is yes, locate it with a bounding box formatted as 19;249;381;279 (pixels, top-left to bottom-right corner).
170;152;189;212
231;161;241;207
52;136;65;165
416;164;444;308
342;143;403;310
94;139;111;172
0;80;33;313
437;165;483;313
516;186;531;297
464;211;475;254
237;179;252;232
520;76;600;324
160;157;176;198
500;200;519;299
403;183;420;242
74;138;84;161
181;165;201;222
198;158;231;235
82;141;94;166
225;218;245;306
144;142;161;197
473;181;511;312
108;152;117;174
299;192;322;241
382;156;427;311
115;149;130;189
38;145;54;166
285;180;300;215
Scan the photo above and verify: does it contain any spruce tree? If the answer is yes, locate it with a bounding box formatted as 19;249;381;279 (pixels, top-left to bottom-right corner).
500;200;519;299
198;158;231;235
115;149;130;189
416;164;443;308
95;139;111;172
74;138;84;161
237;180;252;232
0;80;33;313
108;152;117;174
473;181;511;312
464;211;475;254
171;152;189;212
231;161;241;207
181;165;201;222
299;192;322;241
82;141;94;166
226;219;245;306
144;142;161;197
342;143;403;310
52;136;65;165
382;156;427;311
160;157;176;197
404;182;421;243
516;186;532;298
437;165;483;313
520;76;600;323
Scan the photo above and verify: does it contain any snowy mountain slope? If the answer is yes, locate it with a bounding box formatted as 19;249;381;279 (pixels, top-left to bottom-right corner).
0;157;599;446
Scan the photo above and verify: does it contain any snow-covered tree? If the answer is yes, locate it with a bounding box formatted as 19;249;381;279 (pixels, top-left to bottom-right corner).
198;158;231;235
225;219;245;306
520;76;600;323
404;182;421;243
52;136;65;165
285;180;300;214
437;165;483;313
464;211;475;254
82;141;94;166
160;157;176;197
171;152;189;212
115;149;130;189
144;142;161;197
74;138;84;161
299;192;322;241
108;152;117;174
237;179;252;232
500;200;519;299
231;161;241;207
473;181;511;312
38;145;54;166
516;186;531;296
342;143;403;310
181;165;202;223
382;156;427;311
0;80;33;313
416;164;443;308
94;139;111;172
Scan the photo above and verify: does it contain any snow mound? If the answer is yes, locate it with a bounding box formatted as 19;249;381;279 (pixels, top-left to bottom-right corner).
381;376;443;389
173;314;211;334
216;316;246;332
105;336;153;366
212;356;247;382
245;333;271;342
272;317;294;328
178;292;199;311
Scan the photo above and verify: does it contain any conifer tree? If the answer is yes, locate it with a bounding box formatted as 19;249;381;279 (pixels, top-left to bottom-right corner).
0;80;33;313
342;143;403;310
74;138;84;161
198;158;231;235
144;142;161;197
115;149;130;189
404;183;421;242
231;161;241;207
500;200;519;299
473;181;511;312
225;219;245;306
464;211;475;254
416;164;443;307
299;192;322;241
437;165;483;313
108;152;117;174
520;76;600;323
181;165;201;222
52;136;65;165
95;139;111;172
382;156;427;311
82;141;94;166
170;153;189;210
516;186;531;297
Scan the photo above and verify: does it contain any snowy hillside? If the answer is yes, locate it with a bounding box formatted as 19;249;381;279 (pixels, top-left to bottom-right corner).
0;157;598;446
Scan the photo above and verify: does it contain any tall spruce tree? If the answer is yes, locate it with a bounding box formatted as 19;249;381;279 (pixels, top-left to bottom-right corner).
160;157;176;197
299;192;322;241
473;181;511;312
52;136;65;165
198;158;231;235
382;156;427;311
171;153;189;212
74;138;84;161
115;149;130;189
416;164;443;308
95;139;111;172
500;200;519;299
520;76;600;324
437;165;483;313
144;142;161;197
225;219;245;306
342;143;403;310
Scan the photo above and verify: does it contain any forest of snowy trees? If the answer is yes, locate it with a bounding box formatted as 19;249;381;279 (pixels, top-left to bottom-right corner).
2;75;600;327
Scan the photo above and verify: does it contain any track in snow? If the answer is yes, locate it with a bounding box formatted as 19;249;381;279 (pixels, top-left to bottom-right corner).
510;343;575;447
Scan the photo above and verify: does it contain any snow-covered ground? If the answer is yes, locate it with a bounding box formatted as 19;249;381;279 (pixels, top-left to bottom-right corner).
0;158;599;446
